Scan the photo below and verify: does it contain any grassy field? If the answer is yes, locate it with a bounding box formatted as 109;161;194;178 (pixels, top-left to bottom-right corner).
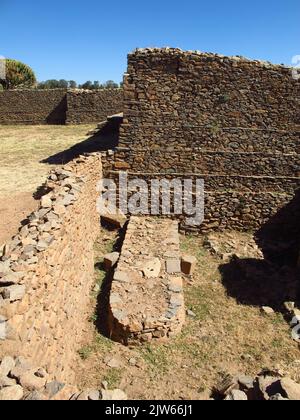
0;124;95;244
0;124;95;196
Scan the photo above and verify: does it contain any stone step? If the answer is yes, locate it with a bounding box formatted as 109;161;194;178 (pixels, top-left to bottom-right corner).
108;216;185;345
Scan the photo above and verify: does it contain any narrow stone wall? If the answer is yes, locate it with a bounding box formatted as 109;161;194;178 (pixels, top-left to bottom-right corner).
0;89;124;125
108;216;185;345
0;153;102;382
104;48;300;233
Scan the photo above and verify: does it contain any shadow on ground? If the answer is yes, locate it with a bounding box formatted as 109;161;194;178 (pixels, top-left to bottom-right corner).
220;190;300;314
41;119;120;165
94;223;127;340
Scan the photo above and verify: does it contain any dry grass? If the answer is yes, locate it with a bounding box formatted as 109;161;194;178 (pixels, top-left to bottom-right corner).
75;231;300;400
0;124;94;196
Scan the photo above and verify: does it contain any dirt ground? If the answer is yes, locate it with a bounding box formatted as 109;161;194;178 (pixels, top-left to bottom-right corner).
74;228;300;400
0;124;95;244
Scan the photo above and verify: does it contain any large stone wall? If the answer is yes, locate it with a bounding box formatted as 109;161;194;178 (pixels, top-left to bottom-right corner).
0;89;67;125
104;48;300;233
0;89;124;125
66;89;123;124
0;153;102;382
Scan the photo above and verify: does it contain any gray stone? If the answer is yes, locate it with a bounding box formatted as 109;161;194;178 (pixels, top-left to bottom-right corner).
110;293;122;305
44;381;65;398
237;374;255;390
24;390;46;400
114;271;130;283
166;259;181;274
186;309;196;318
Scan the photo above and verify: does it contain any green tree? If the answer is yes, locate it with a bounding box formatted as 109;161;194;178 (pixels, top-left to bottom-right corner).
103;80;119;89
69;80;77;89
0;59;36;90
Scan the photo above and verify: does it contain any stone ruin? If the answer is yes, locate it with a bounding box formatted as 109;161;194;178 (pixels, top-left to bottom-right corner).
0;47;299;399
108;217;186;345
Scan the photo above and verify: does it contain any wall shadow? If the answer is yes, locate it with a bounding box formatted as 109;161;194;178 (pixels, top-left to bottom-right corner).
41;118;120;165
220;190;300;314
46;96;67;125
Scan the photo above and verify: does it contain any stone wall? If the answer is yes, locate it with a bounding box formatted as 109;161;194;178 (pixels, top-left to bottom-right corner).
104;48;300;233
0;153;102;382
0;89;67;125
66;89;123;124
0;89;124;125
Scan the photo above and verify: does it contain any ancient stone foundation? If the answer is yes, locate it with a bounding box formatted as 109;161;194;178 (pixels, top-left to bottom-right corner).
108;216;185;345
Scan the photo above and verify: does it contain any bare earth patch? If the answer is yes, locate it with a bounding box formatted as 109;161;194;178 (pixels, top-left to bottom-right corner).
0;124;94;244
74;230;300;400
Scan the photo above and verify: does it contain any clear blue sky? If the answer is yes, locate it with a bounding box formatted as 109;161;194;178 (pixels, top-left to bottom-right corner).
1;0;299;84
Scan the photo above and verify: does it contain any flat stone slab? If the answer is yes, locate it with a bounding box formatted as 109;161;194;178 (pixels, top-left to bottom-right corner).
108;216;185;345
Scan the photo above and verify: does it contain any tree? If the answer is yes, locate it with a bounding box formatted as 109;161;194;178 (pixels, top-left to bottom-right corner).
79;81;93;90
103;80;119;89
69;80;77;89
0;59;36;90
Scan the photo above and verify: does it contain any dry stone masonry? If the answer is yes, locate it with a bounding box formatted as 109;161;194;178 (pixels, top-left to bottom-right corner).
108;216;185;344
0;89;123;125
0;153;103;382
103;48;300;233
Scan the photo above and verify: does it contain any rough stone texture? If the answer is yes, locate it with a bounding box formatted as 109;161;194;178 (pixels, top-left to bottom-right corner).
66;89;124;124
0;355;126;400
0;89;123;125
103;48;300;233
108;216;185;345
0;153;102;382
0;89;67;124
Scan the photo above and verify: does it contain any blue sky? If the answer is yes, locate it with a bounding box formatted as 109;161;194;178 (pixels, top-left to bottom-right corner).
1;0;299;83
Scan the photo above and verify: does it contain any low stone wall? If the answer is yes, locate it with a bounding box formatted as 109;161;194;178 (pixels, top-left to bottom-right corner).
0;89;124;125
0;153;102;382
66;89;124;124
108;216;185;345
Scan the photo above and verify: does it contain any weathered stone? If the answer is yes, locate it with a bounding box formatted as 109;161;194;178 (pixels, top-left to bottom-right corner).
142;258;161;278
0;384;24;400
44;381;65;398
104;252;120;271
261;306;275;315
225;390;248;400
2;285;25;302
0;356;15;377
114;271;130;283
0;376;17;388
24;390;47;400
181;255;197;275
101;210;127;229
41;194;53;208
101;389;128;400
166;259;181;274
51;385;79;400
280;378;300;400
19;370;47;391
